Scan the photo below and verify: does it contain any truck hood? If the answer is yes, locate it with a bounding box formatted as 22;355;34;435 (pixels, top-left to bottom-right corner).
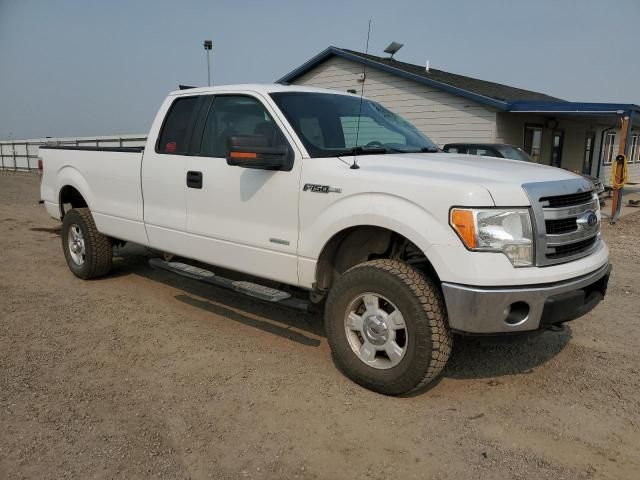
350;152;583;205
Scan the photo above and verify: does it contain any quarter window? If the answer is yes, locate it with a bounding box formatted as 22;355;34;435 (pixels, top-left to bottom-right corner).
157;96;200;155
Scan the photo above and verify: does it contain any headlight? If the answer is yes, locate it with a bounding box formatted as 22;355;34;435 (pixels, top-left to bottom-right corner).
450;208;534;267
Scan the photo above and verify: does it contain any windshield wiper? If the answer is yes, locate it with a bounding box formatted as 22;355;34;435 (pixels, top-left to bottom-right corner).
332;145;439;157
334;146;388;157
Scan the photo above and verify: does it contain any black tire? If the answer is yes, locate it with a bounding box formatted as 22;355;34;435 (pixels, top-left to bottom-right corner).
324;259;452;395
61;208;113;279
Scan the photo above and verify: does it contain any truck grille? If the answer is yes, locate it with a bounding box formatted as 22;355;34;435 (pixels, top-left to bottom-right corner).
545;217;577;234
546;236;598;259
523;179;601;266
540;191;593;208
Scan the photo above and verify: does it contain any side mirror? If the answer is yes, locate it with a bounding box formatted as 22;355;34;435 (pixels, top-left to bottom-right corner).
226;135;290;170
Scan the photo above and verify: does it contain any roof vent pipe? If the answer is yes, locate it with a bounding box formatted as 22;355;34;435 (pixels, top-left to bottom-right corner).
426;60;430;72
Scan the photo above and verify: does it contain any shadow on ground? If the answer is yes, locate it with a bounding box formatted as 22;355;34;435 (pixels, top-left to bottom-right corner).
32;231;573;385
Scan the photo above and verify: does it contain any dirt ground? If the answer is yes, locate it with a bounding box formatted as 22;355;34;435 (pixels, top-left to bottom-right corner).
1;171;639;480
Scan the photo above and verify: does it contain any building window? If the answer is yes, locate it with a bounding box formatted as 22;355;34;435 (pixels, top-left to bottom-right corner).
582;132;595;174
602;132;616;165
551;131;564;168
630;134;639;163
524;125;543;163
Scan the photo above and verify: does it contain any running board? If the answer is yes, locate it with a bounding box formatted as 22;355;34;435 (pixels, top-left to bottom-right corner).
148;258;308;311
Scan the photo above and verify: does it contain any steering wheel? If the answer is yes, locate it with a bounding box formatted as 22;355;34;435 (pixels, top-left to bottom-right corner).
365;141;383;148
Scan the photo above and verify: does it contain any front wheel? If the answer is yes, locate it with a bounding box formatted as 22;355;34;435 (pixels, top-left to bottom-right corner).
62;208;113;279
324;259;452;395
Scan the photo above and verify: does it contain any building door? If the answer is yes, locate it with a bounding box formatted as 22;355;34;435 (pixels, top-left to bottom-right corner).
524;125;543;163
582;132;596;174
551;130;564;168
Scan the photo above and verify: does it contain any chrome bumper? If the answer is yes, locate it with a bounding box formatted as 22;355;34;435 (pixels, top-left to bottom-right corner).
441;263;611;334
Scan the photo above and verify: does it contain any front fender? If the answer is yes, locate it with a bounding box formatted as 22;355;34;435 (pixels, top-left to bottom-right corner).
297;192;461;287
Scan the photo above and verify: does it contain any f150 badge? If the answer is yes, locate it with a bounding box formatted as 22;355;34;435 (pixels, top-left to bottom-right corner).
303;183;342;194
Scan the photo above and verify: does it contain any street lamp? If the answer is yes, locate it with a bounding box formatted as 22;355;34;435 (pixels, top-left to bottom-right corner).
203;40;213;86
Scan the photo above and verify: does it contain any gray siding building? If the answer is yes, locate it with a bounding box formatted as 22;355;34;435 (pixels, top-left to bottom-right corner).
278;47;640;186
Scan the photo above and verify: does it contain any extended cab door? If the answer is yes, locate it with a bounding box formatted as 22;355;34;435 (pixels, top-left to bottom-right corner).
184;93;302;285
142;95;206;253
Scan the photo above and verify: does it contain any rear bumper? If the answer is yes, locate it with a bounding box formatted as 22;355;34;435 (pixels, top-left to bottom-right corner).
441;262;611;334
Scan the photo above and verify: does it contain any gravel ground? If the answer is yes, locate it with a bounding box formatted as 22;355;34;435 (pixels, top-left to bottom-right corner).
1;171;639;479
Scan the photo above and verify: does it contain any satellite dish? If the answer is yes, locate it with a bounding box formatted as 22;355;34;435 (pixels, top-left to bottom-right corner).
383;41;404;59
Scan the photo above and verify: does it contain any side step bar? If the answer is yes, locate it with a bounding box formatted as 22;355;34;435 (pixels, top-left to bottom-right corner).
149;258;309;311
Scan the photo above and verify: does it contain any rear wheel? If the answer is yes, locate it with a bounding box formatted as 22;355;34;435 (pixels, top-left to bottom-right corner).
324;259;452;395
62;208;113;279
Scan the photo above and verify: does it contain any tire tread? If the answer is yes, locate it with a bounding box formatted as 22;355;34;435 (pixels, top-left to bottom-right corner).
325;259;452;395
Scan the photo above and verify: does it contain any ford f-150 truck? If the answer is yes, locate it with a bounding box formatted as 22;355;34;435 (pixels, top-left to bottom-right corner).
40;84;611;395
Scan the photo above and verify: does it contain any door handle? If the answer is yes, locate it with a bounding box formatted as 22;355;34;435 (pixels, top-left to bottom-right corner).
186;171;202;189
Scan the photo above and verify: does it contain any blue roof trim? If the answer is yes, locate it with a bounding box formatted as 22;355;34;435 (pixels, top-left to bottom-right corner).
509;101;640;115
276;46;510;111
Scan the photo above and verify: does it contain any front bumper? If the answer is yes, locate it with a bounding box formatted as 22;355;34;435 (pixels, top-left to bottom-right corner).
441;262;611;334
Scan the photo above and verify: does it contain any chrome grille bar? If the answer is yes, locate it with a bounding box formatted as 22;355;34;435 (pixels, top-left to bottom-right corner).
522;178;601;266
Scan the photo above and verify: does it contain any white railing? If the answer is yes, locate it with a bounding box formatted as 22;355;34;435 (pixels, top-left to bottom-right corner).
0;134;147;171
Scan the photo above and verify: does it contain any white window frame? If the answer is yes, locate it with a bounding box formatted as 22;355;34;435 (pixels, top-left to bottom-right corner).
630;133;639;163
602;132;616;165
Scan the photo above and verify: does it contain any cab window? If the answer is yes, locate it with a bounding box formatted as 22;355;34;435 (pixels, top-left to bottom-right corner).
156;96;200;155
199;95;287;157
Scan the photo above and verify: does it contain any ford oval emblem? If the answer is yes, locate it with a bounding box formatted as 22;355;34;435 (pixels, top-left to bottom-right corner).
577;211;598;228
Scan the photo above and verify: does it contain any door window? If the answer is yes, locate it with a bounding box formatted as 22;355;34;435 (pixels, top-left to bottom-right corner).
582;132;595;174
199;95;287;157
524;125;543;163
601;132;616;165
630;134;639;163
156;96;200;155
551;131;564;168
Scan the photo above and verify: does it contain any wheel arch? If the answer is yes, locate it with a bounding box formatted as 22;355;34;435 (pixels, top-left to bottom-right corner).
56;166;94;218
301;193;453;292
313;224;441;293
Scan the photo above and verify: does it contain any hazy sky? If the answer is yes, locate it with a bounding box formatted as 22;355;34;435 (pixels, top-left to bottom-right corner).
1;0;639;140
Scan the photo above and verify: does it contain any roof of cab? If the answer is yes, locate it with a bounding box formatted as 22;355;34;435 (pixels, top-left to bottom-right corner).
168;83;356;97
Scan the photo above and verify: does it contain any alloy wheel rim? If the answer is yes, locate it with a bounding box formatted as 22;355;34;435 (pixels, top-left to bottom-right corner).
344;292;408;369
67;224;86;266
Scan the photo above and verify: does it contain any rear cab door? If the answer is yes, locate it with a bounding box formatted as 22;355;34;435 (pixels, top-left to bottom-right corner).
141;94;207;253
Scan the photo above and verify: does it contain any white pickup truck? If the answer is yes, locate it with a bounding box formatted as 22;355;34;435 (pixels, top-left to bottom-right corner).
40;84;611;395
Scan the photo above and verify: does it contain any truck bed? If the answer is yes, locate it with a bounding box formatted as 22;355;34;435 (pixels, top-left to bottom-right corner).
39;146;148;246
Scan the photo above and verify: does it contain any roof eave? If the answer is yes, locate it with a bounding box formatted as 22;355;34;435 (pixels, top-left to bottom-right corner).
276;46;510;111
508;101;640;115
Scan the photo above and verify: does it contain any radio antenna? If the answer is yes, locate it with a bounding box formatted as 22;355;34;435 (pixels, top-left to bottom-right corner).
351;19;372;170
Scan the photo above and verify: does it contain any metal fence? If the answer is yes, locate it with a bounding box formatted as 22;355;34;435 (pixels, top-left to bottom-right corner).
0;135;147;171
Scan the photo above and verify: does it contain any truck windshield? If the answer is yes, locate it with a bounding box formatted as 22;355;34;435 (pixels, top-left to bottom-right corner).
270;92;438;158
495;145;533;162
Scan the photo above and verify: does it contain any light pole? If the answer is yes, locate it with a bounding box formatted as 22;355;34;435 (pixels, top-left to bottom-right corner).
203;40;213;86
